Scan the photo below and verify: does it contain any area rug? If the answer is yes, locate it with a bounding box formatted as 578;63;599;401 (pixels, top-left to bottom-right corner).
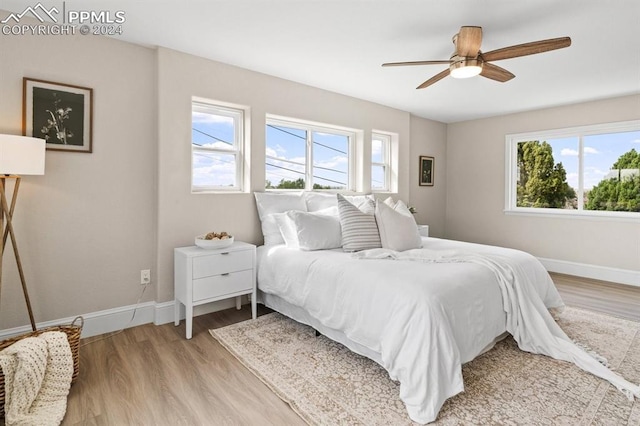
209;308;640;425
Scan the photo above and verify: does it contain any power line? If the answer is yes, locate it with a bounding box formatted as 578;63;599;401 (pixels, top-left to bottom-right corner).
266;162;346;186
192;128;233;145
195;152;382;185
313;140;348;155
267;124;348;155
265;162;305;176
267;124;304;140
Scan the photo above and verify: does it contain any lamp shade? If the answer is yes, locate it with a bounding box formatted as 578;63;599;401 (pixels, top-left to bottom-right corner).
0;134;45;175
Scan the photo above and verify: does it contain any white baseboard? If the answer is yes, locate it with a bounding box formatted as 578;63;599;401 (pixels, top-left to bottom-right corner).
538;257;640;287
0;297;248;341
3;260;634;341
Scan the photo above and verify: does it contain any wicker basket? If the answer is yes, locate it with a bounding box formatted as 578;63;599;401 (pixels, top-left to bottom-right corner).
0;316;83;414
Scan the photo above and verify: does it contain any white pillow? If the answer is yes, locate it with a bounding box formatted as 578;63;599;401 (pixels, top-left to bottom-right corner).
274;213;299;248
254;192;307;245
345;194;375;209
383;196;396;207
304;192;338;211
375;199;422;251
337;194;381;252
284;209;342;250
303;192;374;211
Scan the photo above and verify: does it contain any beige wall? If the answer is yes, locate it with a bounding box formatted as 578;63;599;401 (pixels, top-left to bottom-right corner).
446;95;640;271
409;115;447;237
156;47;414;302
0;27;157;328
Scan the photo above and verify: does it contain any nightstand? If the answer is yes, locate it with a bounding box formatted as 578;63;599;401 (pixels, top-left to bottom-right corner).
174;241;257;339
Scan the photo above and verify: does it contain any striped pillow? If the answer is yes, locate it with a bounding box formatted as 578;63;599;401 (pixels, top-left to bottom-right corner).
337;194;381;252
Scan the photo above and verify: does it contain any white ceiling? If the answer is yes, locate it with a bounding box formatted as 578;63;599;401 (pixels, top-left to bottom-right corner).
3;0;640;123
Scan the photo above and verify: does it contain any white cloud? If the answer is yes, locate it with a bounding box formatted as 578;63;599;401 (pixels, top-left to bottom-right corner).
192;111;233;125
266;144;293;159
372;140;382;156
561;147;599;156
584;166;608;176
192;158;237;187
561;148;578;156
565;172;578;190
200;141;233;150
265;147;279;158
315;155;348;170
584;147;599;155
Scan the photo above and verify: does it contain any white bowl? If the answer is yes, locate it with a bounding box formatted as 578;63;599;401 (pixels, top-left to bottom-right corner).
195;235;234;249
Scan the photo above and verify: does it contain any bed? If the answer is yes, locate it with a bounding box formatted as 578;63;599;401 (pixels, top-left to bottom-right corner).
252;191;639;424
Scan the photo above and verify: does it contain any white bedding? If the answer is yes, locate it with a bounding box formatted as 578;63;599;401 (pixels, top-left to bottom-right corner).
258;237;565;423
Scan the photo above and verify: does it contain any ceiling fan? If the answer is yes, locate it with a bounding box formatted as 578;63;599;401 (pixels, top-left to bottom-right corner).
382;26;571;89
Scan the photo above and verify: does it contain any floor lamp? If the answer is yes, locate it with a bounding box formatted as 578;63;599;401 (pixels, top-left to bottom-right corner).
0;134;45;331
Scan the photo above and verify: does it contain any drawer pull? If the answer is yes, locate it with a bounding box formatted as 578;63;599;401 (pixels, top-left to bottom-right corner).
221;252;230;255
221;273;230;276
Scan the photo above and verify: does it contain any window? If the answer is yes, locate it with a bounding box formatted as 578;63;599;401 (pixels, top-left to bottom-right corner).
506;121;640;217
265;116;354;190
371;133;391;191
191;100;245;192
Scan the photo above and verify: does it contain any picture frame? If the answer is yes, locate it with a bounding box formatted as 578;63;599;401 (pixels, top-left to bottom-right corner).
23;77;93;153
419;155;434;186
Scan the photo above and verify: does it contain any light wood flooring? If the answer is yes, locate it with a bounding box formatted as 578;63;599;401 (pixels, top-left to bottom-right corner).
550;273;640;322
62;275;639;425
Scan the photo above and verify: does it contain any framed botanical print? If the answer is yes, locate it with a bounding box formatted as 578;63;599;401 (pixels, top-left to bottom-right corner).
23;78;93;153
419;155;434;186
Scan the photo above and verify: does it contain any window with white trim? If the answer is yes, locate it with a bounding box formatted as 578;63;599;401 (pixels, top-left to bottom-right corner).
191;100;245;192
371;133;391;191
506;120;640;216
265;116;355;190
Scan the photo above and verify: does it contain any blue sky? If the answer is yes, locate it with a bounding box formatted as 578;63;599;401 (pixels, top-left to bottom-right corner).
192;111;237;187
544;130;640;190
265;124;349;189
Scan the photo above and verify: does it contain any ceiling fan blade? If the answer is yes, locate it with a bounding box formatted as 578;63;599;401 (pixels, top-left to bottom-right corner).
382;60;450;67
456;26;483;57
482;37;571;62
416;69;450;89
480;63;515;82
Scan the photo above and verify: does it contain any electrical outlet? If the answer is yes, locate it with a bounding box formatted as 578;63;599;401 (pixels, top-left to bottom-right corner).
140;269;151;285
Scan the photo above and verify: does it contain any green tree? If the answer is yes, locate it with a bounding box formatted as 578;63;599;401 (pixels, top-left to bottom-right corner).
612;148;640;169
517;141;576;208
264;178;339;190
275;178;305;189
585;148;640;212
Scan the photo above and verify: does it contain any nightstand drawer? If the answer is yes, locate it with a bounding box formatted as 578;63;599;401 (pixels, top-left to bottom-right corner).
192;249;253;279
192;269;253;301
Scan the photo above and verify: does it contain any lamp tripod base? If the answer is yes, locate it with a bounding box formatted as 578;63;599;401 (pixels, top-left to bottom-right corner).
0;175;37;331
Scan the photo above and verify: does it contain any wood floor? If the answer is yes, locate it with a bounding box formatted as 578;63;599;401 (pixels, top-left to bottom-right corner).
62;275;639;425
550;273;640;322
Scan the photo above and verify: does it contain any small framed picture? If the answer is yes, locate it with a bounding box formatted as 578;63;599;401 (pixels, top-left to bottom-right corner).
23;77;93;153
419;155;434;186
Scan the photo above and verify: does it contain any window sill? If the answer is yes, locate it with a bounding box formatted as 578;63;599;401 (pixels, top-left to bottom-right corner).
192;189;247;195
504;208;640;223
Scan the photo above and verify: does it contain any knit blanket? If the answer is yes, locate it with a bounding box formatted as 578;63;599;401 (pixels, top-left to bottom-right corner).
0;331;73;425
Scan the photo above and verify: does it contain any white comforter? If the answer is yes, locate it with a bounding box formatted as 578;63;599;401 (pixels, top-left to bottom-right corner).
258;238;565;423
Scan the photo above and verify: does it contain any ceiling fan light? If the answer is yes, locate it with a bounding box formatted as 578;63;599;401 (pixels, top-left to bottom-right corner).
450;58;483;79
